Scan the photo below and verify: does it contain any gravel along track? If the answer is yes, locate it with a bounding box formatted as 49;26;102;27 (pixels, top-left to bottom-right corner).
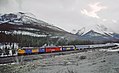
1;49;119;73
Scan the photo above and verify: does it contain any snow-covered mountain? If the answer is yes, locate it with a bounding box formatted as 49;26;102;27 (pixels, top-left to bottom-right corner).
76;24;115;36
0;12;78;46
0;12;71;37
76;24;119;42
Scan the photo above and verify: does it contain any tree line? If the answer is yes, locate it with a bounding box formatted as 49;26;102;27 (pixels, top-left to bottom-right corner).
0;32;119;47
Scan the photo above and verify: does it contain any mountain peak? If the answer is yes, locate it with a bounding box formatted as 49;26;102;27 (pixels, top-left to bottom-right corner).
88;29;95;33
83;29;104;37
0;12;23;25
76;25;119;42
76;24;116;36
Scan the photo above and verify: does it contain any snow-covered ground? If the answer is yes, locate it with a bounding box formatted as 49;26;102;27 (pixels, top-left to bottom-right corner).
0;49;119;73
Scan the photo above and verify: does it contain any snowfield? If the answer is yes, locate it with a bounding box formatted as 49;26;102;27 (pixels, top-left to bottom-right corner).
0;49;119;73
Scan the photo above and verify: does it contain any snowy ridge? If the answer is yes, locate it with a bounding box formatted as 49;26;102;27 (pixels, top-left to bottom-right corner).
0;12;65;32
76;24;119;42
0;13;23;25
0;12;69;38
76;24;116;37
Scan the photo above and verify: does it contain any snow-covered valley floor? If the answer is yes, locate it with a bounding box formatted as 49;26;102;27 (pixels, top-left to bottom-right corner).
0;49;119;73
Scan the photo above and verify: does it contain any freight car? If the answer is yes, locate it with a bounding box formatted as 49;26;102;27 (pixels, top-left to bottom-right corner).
45;46;62;53
62;45;76;51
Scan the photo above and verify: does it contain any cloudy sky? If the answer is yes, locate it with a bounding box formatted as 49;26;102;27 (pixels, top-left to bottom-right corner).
0;0;119;33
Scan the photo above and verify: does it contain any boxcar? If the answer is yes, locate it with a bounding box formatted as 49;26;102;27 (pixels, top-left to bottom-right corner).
62;45;75;51
75;45;89;50
46;47;61;53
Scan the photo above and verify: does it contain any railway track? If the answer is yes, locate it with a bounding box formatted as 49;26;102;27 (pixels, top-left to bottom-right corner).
0;50;82;64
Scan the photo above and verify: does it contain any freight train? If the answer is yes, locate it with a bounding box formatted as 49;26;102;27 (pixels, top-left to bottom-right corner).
18;43;117;55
